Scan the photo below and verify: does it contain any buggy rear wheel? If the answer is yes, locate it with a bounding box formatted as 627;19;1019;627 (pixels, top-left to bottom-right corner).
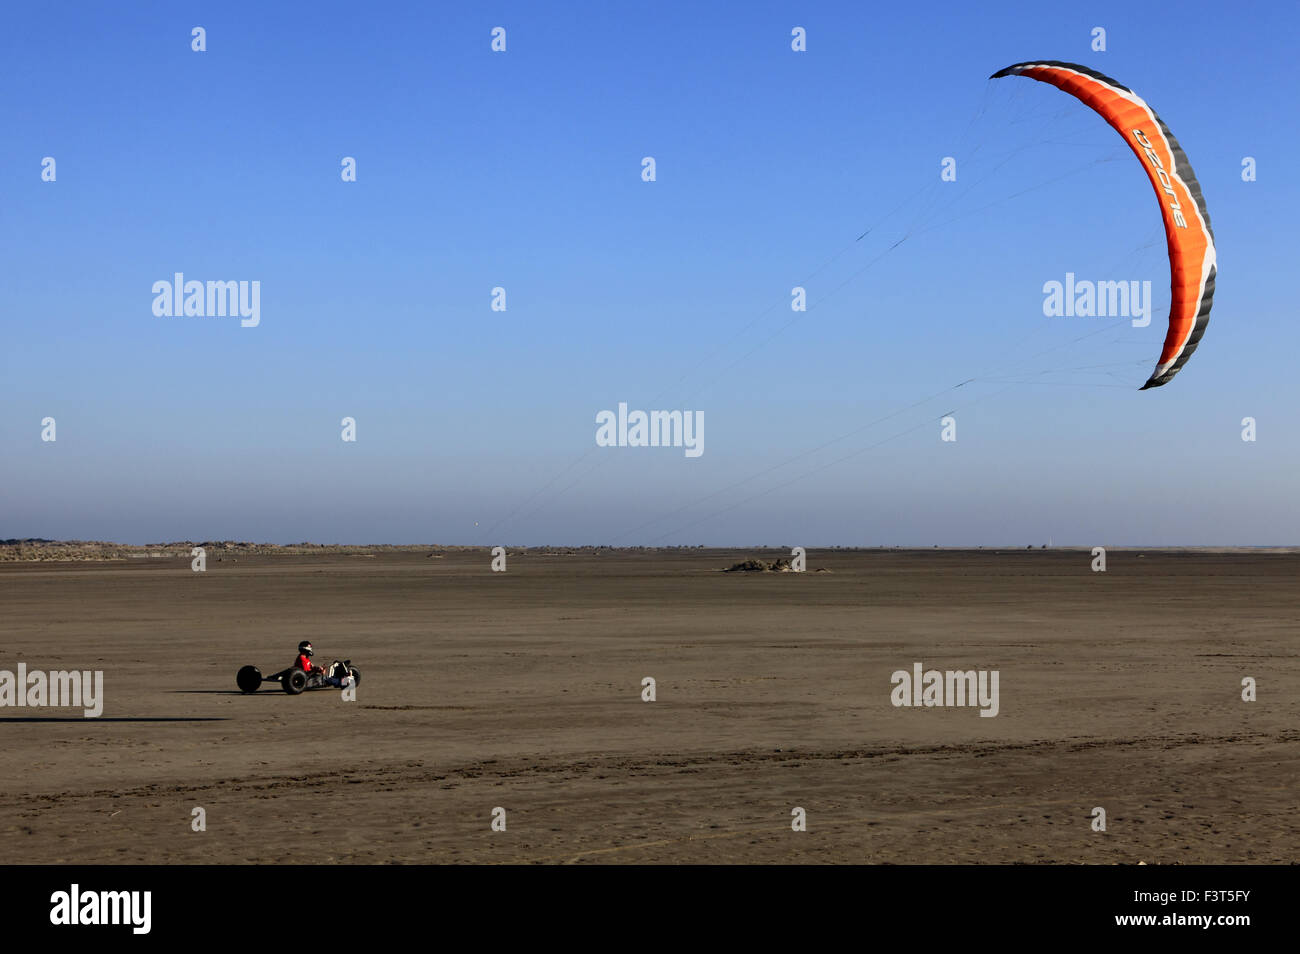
282;669;308;695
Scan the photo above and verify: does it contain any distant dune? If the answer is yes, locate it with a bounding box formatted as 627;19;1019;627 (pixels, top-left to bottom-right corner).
2;540;1297;563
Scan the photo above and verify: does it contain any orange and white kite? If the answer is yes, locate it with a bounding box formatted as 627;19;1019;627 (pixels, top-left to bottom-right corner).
991;61;1216;389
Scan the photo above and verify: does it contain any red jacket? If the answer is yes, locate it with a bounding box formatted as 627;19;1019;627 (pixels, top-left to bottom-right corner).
295;654;319;673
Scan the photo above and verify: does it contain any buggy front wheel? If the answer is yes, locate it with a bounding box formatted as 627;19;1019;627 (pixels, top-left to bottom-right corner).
236;666;262;693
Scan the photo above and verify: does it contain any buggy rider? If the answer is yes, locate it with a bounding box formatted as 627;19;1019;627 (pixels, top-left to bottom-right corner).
293;641;351;687
293;641;325;677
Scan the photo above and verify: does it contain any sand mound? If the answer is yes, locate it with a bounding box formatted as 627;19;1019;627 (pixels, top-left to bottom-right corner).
723;558;793;573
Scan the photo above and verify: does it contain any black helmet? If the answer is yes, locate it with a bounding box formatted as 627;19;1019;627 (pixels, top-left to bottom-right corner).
298;641;314;657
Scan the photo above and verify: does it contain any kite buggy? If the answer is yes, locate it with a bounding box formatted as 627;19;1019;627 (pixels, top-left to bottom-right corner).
237;642;360;694
236;659;360;694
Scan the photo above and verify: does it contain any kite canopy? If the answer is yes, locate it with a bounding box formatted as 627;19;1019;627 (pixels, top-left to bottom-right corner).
991;61;1216;389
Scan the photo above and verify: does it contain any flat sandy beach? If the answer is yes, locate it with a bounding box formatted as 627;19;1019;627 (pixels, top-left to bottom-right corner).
1;548;1295;863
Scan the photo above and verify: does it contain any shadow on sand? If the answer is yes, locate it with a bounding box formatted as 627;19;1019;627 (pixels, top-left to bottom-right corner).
0;716;229;723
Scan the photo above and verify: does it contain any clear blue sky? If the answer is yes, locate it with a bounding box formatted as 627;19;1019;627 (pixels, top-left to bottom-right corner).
3;1;1296;546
